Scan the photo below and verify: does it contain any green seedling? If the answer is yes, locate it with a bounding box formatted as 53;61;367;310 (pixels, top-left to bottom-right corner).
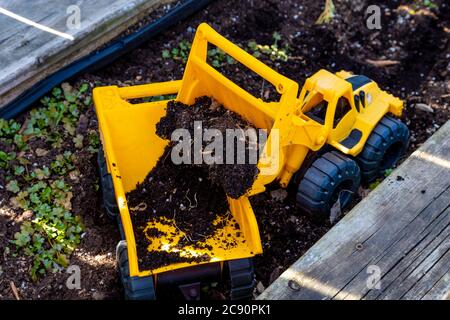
0;119;21;139
6;180;20;193
421;0;437;9
73;134;84;149
30;167;51;181
14;134;28;151
87;131;100;154
247;32;290;62
0;151;16;169
14;165;25;176
207;47;235;68
316;0;335;24
163;40;235;67
162;40;192;63
50;151;75;175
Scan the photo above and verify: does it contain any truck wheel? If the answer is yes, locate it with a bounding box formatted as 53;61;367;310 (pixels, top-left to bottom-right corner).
357;116;409;182
97;148;119;221
296;151;361;221
116;241;156;300
226;258;255;300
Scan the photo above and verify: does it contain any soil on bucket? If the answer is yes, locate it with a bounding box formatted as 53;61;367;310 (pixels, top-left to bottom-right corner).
157;96;261;199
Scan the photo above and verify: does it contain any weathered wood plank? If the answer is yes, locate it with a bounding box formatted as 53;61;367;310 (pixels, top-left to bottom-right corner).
422;272;450;300
361;201;450;299
0;0;175;109
402;242;450;300
376;218;449;299
258;121;450;300
342;188;450;300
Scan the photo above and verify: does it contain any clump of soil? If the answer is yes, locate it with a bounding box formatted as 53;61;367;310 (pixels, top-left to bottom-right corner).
157;96;260;199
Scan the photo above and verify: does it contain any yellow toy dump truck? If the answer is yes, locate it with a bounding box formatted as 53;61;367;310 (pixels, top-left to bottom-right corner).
93;23;409;300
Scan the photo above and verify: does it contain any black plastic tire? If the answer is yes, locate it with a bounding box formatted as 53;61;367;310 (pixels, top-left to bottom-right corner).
97;148;119;221
116;240;156;300
357;116;409;182
296;151;361;221
226;258;255;300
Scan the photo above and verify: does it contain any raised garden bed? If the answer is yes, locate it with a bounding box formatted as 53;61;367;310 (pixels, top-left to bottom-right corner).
0;0;448;299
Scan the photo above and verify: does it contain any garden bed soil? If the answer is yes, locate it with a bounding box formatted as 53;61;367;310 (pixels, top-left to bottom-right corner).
1;0;448;299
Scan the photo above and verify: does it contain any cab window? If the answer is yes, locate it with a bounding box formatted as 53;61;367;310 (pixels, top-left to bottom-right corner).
333;97;352;128
302;92;328;125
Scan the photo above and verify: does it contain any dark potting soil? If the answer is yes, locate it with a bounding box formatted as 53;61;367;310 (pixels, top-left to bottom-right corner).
157;96;260;199
127;96;260;270
126;147;229;270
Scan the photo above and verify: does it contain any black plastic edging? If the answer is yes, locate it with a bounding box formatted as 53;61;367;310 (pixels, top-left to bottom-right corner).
0;0;214;119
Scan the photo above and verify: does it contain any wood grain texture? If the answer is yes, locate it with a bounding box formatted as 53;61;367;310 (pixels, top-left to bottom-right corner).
258;120;450;300
0;0;175;109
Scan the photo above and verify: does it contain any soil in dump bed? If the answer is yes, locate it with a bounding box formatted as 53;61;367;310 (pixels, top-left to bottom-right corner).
127;148;229;270
127;96;260;271
157;96;260;199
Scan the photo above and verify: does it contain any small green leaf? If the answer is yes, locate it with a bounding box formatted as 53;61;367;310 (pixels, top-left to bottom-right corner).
55;180;65;190
30;192;41;204
14;231;31;247
83;96;92;106
79;83;89;94
179;41;189;50
63;121;76;136
273;32;282;42
55;253;69;267
162;49;171;59
52;87;62;98
14;166;25;176
14;134;27;150
0;151;7;161
65;94;76;103
68;104;79;117
41;186;52;203
73;134;84;149
6;180;20;193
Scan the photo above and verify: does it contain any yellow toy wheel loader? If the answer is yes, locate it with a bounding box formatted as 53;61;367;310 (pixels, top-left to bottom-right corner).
93;23;409;299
